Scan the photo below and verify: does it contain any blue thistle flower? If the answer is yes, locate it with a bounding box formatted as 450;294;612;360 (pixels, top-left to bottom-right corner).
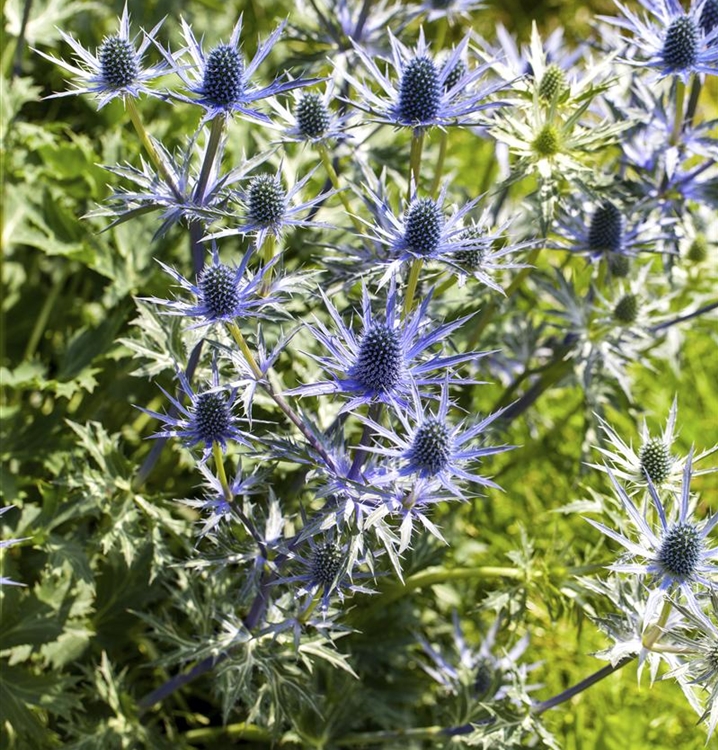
586;453;718;627
345;29;506;130
35;2;166;108
554;197;674;269
418;610;536;701
179;463;264;539
163;16;319;124
358;183;489;277
286;277;486;414
363;381;512;499
142;243;290;329
608;0;718;82
208;164;334;246
267;81;353;145
278;533;374;612
140;367;250;462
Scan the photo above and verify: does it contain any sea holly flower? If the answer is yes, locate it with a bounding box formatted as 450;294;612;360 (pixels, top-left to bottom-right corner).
355;183;489;279
418;610;535;701
554;197;674;274
293;0;410;59
413;0;485;25
364;382;511;499
607;0;718;82
585;455;718;626
278;533;374;612
35;2;166;109
140;366;250;462
143;243;291;330
286;277;486;415
439;212;534;294
266;81;353;145
345;28;505;130
590;398;718;493
208;164;334;247
163;16;318;124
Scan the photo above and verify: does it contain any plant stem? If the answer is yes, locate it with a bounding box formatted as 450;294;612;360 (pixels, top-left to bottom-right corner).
649;300;718;333
24;264;69;361
226;322;338;472
126;98;182;202
348;402;382;480
403;258;424;318
670;78;687;146
430;131;448;199
184;723;275;745
260;234;277;295
317;144;365;233
212;442;230;500
188;221;206;278
408;128;425;198
193;115;225;205
531;655;636;715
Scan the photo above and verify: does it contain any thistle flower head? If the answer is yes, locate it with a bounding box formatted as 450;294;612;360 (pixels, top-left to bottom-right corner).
404;198;444;256
702;0;718;36
613;292;639;324
287;276;485;415
407;417;452;476
35;2;166;108
142;243;285;329
345;28;506;130
608;0;718;82
295;92;331;138
363;380;511;498
357;182;490;275
687;234;708;263
247;174;287;227
591;399;717;494
418;610;535;701
353;323;403;393
140;366;250;461
397;55;441;123
202;44;244;106
538;63;566;101
164;16;318;124
310;543;343;587
585;454;718;628
532;123;561;157
207;164;333;247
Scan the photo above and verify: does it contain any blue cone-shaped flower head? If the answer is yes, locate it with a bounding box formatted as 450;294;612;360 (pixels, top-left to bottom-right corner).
608;0;718;82
163;15;319;124
140;366;250;462
286;276;488;415
358;183;490;279
362;380;512;499
267;80;353;145
207;164;334;247
345;28;507;129
35;2;166;108
142;243;287;329
586;453;718;626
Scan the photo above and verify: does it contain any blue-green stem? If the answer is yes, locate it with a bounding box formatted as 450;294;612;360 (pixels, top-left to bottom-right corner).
194;115;225;205
408;128;425;198
226;321;338;473
403;257;424;318
670;78;687;146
